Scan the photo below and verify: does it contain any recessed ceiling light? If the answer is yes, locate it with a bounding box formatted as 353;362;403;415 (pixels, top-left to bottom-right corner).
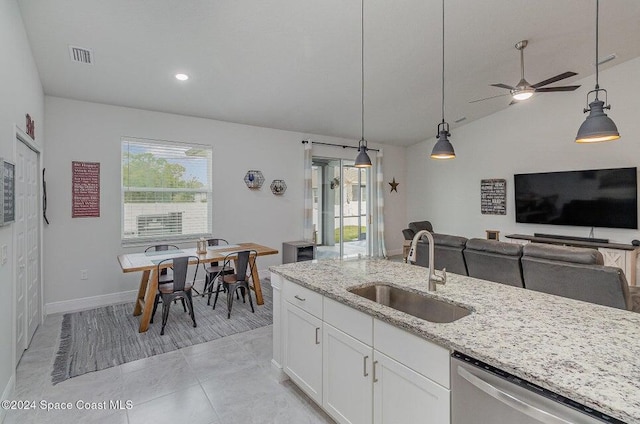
175;73;189;81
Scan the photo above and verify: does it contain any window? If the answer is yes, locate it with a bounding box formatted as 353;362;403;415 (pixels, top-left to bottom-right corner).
121;137;212;244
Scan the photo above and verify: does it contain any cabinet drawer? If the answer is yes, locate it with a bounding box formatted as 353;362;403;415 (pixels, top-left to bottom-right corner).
374;319;450;389
284;279;323;319
324;297;373;346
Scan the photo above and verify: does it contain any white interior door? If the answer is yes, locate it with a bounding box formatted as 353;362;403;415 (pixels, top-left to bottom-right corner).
15;143;27;363
15;138;41;364
25;141;40;343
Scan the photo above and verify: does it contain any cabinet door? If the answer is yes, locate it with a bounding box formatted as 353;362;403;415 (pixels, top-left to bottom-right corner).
323;324;373;424
283;302;323;404
373;351;450;424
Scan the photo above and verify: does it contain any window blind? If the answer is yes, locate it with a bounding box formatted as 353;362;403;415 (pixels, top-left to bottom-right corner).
121;137;212;243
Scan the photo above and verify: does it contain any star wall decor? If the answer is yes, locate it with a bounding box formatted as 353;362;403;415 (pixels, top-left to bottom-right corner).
389;177;399;193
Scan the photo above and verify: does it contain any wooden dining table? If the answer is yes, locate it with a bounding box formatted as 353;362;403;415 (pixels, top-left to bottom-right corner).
117;242;279;332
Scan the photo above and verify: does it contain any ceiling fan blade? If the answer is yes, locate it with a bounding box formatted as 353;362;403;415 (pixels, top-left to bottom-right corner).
535;85;581;92
469;93;510;104
531;71;577;88
490;83;514;90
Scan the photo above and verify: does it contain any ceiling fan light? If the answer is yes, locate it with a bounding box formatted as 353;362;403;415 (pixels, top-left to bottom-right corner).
575;99;620;143
512;89;534;101
431;131;456;160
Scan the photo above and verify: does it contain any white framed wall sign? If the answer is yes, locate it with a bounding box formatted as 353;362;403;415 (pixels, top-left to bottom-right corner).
0;158;16;225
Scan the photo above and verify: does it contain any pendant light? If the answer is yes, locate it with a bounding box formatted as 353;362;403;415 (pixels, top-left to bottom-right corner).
354;0;372;168
575;0;620;143
431;0;455;160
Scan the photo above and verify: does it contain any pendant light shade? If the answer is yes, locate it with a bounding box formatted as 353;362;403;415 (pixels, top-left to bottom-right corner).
354;0;372;167
431;123;455;159
576;99;620;143
355;139;373;167
431;0;455;160
576;0;620;143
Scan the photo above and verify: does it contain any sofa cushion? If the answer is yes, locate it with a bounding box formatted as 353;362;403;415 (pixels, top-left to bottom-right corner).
521;257;630;310
415;233;468;275
465;238;522;256
425;233;467;248
464;239;523;288
408;221;433;234
522;243;604;265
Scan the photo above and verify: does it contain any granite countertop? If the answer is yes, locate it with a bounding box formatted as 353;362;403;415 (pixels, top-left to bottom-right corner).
270;258;640;424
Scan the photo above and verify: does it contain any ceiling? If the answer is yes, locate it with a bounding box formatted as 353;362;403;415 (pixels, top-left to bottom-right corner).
17;0;640;147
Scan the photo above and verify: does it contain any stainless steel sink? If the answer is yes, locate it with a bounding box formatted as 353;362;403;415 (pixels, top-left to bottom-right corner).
348;284;471;323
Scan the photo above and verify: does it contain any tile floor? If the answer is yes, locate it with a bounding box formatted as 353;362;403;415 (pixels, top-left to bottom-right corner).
4;314;335;424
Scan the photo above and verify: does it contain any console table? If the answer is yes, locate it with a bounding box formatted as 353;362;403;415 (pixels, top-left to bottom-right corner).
506;234;639;286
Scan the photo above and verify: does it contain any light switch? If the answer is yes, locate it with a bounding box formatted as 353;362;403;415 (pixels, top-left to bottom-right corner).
1;245;7;265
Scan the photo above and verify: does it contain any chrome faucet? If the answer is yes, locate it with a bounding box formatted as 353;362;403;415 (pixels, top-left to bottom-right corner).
407;229;447;291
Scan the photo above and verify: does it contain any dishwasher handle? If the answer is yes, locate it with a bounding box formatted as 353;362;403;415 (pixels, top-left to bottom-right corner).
457;365;573;424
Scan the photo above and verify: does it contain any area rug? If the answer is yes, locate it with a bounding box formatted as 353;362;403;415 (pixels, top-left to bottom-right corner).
52;279;273;384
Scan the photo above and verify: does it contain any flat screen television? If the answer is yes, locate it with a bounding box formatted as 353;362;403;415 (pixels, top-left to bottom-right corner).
514;167;638;229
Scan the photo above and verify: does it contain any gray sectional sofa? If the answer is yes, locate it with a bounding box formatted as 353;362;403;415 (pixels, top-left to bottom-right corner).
404;225;637;312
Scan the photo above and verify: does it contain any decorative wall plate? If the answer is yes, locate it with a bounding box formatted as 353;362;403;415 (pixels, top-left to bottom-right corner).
270;179;287;195
244;170;264;189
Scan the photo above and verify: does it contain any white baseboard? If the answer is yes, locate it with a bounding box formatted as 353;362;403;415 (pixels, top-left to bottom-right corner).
45;290;138;315
45;270;270;316
0;373;15;423
271;359;288;383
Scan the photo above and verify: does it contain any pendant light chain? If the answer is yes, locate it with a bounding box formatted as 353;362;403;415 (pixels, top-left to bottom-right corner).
595;0;599;91
361;0;365;143
441;0;445;123
354;0;372;167
430;0;455;159
574;0;620;143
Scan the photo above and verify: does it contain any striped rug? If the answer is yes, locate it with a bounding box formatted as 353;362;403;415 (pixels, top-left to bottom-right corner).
52;279;273;384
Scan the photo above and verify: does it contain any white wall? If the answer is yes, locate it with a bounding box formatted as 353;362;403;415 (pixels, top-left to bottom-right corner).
43;97;406;309
407;57;640;245
0;0;44;411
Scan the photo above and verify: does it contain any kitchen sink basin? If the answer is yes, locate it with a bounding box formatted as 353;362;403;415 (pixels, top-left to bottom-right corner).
348;284;471;323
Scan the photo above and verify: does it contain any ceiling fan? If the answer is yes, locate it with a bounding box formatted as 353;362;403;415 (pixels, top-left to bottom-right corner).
470;40;580;105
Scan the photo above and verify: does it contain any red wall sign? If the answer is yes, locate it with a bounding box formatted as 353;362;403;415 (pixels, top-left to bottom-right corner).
72;161;100;218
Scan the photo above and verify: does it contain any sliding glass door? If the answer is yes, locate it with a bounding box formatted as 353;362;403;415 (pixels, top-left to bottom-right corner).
312;157;369;259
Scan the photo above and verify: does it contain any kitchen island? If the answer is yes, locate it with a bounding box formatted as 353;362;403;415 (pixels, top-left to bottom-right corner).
270;258;640;424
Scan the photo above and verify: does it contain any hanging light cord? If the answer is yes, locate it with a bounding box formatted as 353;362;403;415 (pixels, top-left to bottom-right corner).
441;0;445;123
361;0;365;144
595;0;600;92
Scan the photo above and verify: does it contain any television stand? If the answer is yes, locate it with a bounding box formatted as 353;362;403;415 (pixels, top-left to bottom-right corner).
533;233;609;244
506;233;639;286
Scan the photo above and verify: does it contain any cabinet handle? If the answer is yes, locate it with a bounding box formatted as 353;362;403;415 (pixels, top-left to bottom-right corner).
294;295;306;301
315;327;320;344
373;360;379;383
363;356;369;377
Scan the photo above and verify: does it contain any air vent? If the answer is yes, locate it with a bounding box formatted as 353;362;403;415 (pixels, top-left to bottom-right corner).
68;46;94;65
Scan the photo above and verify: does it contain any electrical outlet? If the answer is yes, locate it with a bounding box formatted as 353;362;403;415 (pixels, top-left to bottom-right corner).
80;269;88;280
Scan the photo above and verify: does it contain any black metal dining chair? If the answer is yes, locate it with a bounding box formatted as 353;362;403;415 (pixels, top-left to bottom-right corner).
212;250;257;318
144;244;180;284
199;238;235;303
151;255;199;335
145;244;187;317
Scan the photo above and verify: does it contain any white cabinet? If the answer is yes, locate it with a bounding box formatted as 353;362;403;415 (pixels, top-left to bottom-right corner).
283;283;323;405
276;275;450;424
323;324;373;424
373;350;450;424
283;304;322;404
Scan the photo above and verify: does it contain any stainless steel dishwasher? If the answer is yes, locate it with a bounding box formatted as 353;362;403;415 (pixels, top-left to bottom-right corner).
451;351;625;424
